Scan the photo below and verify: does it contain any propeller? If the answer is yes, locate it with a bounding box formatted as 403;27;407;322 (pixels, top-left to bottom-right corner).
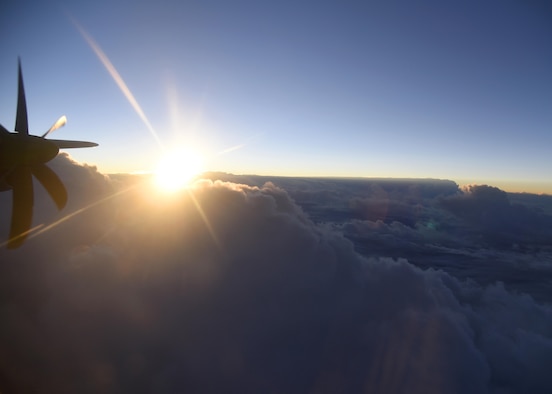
2;58;98;248
42;115;67;138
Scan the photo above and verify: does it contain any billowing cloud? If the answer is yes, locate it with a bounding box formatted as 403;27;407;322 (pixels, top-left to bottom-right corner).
1;157;551;393
440;184;552;246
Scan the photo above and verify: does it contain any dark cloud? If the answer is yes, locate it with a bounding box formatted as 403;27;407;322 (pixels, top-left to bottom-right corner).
202;174;460;227
440;184;552;246
223;176;552;303
1;159;552;393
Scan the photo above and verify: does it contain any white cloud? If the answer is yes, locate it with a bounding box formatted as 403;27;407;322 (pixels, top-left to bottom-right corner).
0;157;551;392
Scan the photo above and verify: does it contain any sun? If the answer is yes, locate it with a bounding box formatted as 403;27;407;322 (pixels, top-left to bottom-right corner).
153;149;204;192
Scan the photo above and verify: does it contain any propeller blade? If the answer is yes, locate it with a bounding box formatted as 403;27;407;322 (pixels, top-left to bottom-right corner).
15;58;29;135
6;166;34;248
48;139;98;149
42;115;67;138
31;163;67;210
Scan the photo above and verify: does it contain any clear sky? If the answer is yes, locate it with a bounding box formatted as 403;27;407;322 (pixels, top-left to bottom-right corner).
1;0;551;192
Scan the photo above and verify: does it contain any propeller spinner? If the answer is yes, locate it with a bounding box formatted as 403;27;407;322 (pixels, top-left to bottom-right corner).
0;58;98;248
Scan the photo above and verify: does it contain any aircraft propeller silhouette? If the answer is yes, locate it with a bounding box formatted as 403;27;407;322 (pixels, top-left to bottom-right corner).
0;58;98;248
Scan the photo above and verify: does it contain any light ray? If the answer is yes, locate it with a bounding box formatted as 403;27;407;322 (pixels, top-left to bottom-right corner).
8;179;222;254
217;143;246;155
187;188;222;251
70;17;163;148
26;183;141;243
0;224;44;249
215;132;264;157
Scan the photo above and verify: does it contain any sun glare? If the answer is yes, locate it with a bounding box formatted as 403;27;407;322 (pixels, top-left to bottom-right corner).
154;149;204;192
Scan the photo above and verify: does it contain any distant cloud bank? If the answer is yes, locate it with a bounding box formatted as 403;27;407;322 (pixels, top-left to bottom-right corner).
1;156;551;393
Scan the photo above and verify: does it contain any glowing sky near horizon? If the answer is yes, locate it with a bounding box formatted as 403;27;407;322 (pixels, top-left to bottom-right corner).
1;0;551;192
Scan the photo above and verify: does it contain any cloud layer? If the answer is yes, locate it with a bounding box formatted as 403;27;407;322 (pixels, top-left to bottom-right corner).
1;157;551;393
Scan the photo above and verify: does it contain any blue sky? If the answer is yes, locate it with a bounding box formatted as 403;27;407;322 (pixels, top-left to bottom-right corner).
1;0;551;192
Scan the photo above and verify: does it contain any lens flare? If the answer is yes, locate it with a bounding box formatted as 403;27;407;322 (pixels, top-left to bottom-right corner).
70;17;163;149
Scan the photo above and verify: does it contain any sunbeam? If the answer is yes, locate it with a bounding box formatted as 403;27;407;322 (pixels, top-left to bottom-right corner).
70;17;164;149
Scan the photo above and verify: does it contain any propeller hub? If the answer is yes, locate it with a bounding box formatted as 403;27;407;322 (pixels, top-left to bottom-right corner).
0;134;59;167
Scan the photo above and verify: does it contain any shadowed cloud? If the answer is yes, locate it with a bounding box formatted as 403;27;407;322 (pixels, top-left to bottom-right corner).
0;158;551;393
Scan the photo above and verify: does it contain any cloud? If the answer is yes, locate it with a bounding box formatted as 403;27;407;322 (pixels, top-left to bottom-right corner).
232;176;552;303
440;184;552;246
1;159;552;393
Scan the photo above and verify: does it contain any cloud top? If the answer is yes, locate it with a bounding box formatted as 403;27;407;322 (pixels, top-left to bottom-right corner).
0;157;551;393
